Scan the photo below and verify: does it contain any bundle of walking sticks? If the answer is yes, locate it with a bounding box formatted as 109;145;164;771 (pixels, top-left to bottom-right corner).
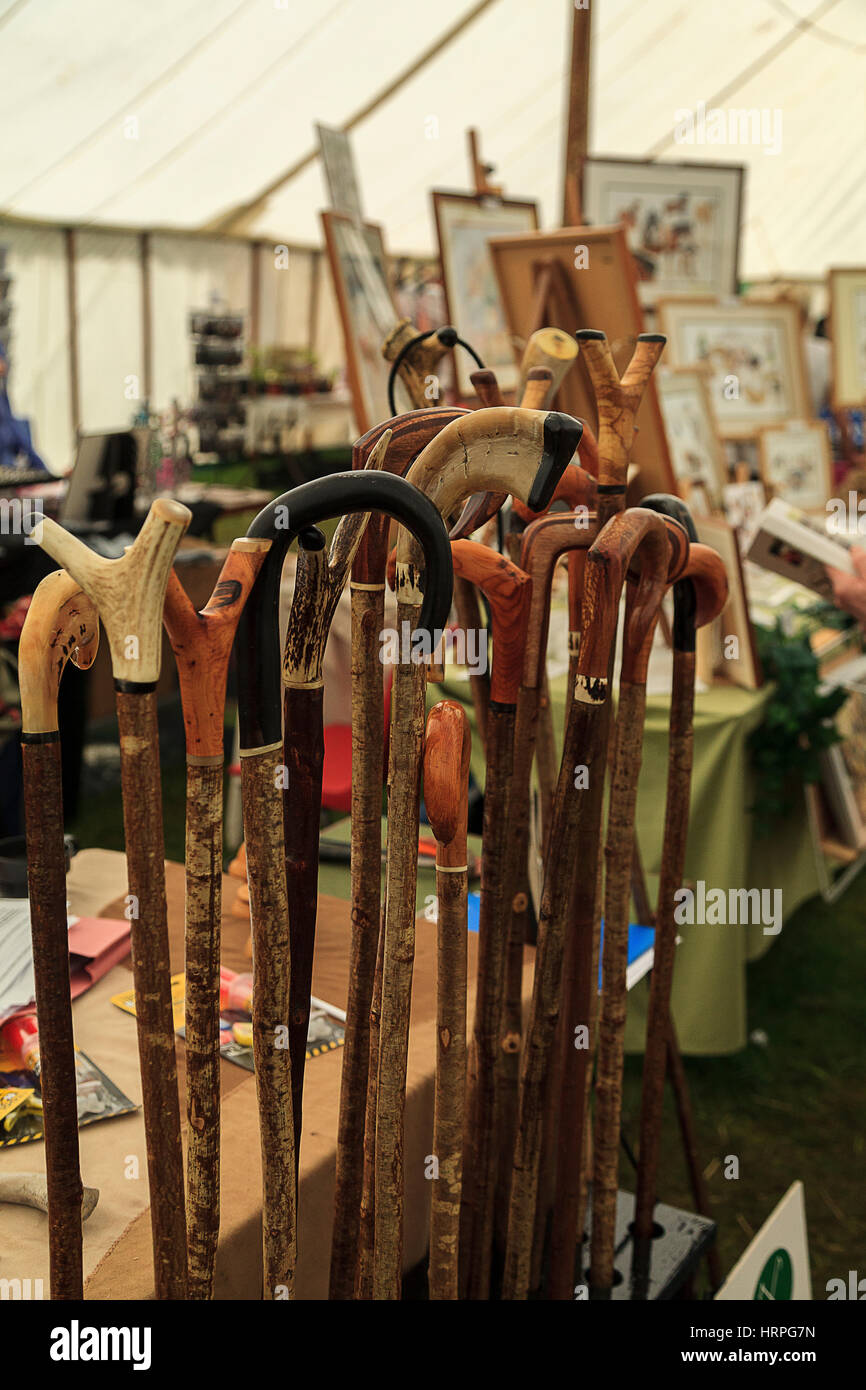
19;326;727;1301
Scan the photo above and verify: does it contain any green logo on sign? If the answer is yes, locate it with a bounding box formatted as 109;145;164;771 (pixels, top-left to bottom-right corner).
754;1248;793;1300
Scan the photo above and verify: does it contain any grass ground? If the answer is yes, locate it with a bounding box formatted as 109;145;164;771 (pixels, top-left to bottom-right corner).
70;704;865;1299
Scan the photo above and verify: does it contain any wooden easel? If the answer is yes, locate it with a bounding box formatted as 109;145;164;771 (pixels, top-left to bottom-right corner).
467;127;503;199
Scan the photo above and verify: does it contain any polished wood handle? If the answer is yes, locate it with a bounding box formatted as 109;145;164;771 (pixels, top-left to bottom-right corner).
423;700;471;867
578;510;669;689
450;541;532;705
518;327;579;405
519;367;553;411
684;542;729;629
574;331;666;490
510;461;597;524
19;571;100;736
470;369;506;408
518;511;600;689
36;498;191;684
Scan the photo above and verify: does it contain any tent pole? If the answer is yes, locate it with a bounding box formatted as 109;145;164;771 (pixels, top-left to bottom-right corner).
140;231;153;403
562;0;592;226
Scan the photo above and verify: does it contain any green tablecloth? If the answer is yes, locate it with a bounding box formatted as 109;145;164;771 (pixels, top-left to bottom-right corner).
319;676;822;1056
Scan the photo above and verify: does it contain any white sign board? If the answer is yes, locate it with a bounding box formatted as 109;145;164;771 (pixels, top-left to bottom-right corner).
716;1181;812;1301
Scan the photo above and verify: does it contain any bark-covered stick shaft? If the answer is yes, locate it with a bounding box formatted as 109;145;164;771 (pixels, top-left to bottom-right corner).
453;575;490;750
330;586;385;1299
430;867;467;1299
22;738;83;1300
241;748;296;1298
357;914;385;1299
116;690;188;1300
183;759;223;1299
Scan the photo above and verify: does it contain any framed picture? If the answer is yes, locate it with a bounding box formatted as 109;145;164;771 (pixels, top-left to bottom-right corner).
722;478;766;553
695;514;763;690
316;124;363;222
758;420;832;511
321;211;400;434
581;157;744;307
656;366;727;508
432;190;538;396
828;267;866;409
489;223;674;495
658;297;810;437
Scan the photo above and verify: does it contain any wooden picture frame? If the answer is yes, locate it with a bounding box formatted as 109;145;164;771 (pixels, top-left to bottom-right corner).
432;189;539;396
658;296;810;438
757;420;833;511
581;156;744;307
828;267;866;409
488;223;674;495
321;211;399;434
695;513;763;690
316;124;363;222
656;365;727;509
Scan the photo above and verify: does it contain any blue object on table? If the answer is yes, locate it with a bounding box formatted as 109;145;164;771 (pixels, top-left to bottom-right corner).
598;921;656;992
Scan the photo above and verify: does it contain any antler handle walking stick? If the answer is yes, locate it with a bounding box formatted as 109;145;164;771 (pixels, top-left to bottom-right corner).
423;700;471;1301
518;327;579;406
237;470;453;1299
373;407;581;1300
448;541;533;1300
330;408;467;1300
19;571;99;1299
589;514;690;1298
163;538;269;1299
631;504;728;1292
502;509;677;1300
34;499;193;1299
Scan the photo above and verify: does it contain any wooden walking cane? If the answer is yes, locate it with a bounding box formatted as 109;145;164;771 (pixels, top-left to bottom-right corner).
282;439;389;1184
518;327;579;406
423;699;471;1300
330;408;466;1301
447;541;533;1300
19;571;100;1299
502;509;678;1300
374;407;581;1300
544;329;668;1299
237;470;453;1298
588;513;692;1298
34;499;193;1299
631;505;728;1293
162;538;269;1299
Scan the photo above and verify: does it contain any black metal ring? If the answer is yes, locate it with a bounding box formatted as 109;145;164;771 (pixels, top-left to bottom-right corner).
387;326;484;416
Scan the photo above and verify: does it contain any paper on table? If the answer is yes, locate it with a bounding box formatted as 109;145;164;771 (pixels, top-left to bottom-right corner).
0;900;130;1021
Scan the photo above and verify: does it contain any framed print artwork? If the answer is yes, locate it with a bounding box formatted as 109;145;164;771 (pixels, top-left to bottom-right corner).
658;297;810;438
695;514;763;690
432;190;538;396
656;365;727;508
828;267;866;409
758;420;832;511
581;157;744;307
321;211;400;434
489;223;675;495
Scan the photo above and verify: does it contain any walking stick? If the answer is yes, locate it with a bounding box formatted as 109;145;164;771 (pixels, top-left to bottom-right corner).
630;513;728;1293
518;327;579;405
35;499;193;1299
589;512;691;1297
545;329;668;1300
423;699;471;1300
162;538;269;1298
330;408;466;1301
374;407;581;1299
448;540;533;1300
19;571;99;1299
520;367;554;412
502;508;676;1300
236;470;453;1298
282;438;388;1183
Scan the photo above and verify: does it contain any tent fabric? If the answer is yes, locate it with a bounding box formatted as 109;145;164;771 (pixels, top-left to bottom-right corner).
0;0;863;468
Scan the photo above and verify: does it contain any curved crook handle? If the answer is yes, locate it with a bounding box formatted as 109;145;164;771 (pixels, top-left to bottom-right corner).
640;492;698;653
511;461;597;525
518;511;599;689
574;330;666;490
577;509;670;698
423;700;472;866
34;498;192;686
683;542;729;631
164;537;271;760
450;541;532;705
237;470;453;749
352;408;469;584
19;571;100;736
397;407;582;582
622;510;691;683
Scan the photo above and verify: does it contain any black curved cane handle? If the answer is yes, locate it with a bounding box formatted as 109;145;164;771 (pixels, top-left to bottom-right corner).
641;492;697;653
237;471;453;748
529;412;583;511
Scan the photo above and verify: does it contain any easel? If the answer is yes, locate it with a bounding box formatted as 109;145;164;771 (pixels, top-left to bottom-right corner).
467;128;503;199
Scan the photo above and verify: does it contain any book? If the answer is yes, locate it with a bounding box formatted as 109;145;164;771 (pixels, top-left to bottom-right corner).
746;497;855;599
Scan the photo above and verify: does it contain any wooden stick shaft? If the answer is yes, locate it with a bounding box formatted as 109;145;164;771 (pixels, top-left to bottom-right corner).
21;738;83;1300
665;1016;722;1290
184;759;224;1300
116;690;188;1300
283;684;325;1165
330;587;385;1299
429;863;467;1300
453;574;490;750
241;749;296;1298
356;916;385;1300
590;679;648;1293
462;701;515;1299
